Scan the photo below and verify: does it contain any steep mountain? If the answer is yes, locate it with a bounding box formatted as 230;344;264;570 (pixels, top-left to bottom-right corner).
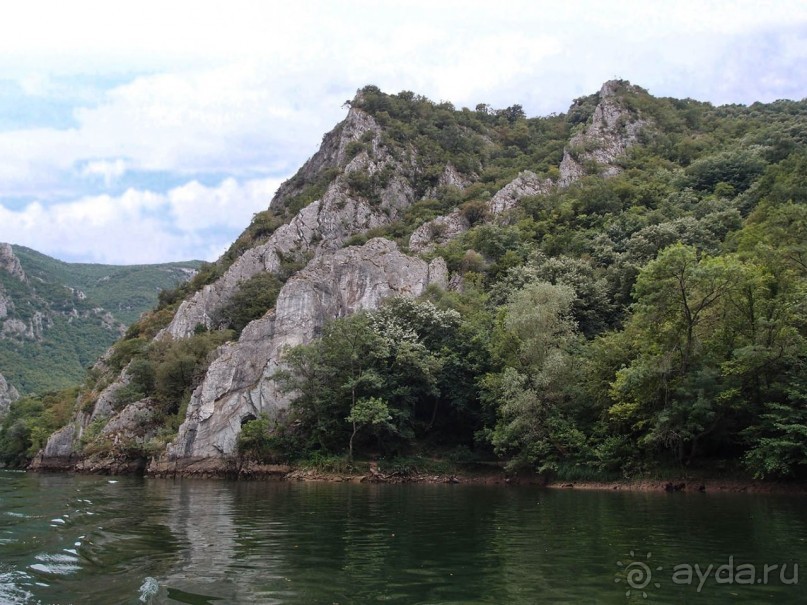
0;243;200;395
23;80;807;480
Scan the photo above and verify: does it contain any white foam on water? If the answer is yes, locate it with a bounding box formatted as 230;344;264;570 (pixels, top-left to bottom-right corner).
29;562;81;575
35;553;79;564
0;581;33;604
138;576;159;603
49;519;65;525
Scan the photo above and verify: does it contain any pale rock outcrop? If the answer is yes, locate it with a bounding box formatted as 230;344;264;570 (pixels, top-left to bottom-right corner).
166;238;448;459
488;170;553;214
100;399;154;439
0;243;26;282
0;373;19;416
423;164;474;199
162;107;417;339
409;211;470;253
409;82;646;252
1;319;27;339
0;311;49;341
90;372;131;421
559;80;646;186
408;170;551;252
0;290;10;319
37;367;132;461
39;423;78;459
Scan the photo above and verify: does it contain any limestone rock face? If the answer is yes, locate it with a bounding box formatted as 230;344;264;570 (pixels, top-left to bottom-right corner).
0;290;11;319
409;211;470;253
0;311;50;341
43;423;78;458
0;243;26;282
89;372;131;421
0;373;19;416
100;399;155;440
488;170;553;215
37;365;132;461
408;170;552;252
423;164;473;199
559;80;646;186
408;82;645;252
167;238;448;459
162;107;417;339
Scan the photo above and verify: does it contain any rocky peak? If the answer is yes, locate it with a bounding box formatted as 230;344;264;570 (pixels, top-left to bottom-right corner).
270;105;381;208
558;80;647;186
161;106;416;339
409;81;647;253
0;243;26;282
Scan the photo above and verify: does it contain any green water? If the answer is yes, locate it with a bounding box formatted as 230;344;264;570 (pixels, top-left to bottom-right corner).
0;470;805;604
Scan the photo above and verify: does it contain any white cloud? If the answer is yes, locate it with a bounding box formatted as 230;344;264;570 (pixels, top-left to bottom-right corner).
0;0;804;262
0;177;283;264
81;159;128;186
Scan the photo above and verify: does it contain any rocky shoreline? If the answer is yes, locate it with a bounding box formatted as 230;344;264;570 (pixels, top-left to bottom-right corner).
26;454;807;494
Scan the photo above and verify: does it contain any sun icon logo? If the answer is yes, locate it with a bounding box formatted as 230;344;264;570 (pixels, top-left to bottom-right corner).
615;550;663;599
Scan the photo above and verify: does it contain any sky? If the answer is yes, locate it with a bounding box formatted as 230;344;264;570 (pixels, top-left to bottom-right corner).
0;0;805;264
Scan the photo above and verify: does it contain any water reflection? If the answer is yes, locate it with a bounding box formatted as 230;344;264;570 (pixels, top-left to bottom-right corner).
0;472;806;604
153;479;244;603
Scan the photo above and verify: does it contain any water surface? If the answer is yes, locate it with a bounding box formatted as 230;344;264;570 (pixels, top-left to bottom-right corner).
0;470;805;603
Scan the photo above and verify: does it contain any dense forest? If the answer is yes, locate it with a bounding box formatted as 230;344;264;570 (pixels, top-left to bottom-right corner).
3;82;806;481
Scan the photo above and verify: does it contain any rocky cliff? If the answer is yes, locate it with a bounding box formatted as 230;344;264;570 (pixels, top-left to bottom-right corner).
409;81;645;253
161;106;415;339
35;80;650;472
0;372;18;416
558;79;646;186
0;243;26;282
167;238;447;461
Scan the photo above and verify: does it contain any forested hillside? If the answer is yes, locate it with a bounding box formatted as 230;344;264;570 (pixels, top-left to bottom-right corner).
249;85;807;480
0;245;200;395
12;81;807;481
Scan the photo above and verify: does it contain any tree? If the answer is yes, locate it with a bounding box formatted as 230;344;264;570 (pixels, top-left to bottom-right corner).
346;397;393;462
485;282;584;471
277;314;383;453
633;244;738;374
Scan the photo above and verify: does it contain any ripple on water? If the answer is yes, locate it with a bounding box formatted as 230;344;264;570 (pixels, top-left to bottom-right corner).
30;552;81;576
0;563;31;600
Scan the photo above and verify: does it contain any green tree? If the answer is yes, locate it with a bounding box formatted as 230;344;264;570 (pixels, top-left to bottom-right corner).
346;397;393;462
485;282;584;471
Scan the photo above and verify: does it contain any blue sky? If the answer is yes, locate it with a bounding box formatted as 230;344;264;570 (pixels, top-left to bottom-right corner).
0;0;805;264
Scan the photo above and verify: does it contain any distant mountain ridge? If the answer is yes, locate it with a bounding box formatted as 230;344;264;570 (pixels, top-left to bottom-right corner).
0;243;200;395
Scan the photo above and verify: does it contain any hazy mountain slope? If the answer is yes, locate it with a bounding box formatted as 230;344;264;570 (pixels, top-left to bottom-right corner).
0;244;200;395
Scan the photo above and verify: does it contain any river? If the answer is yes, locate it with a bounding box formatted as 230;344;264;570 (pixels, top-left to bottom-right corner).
0;470;805;604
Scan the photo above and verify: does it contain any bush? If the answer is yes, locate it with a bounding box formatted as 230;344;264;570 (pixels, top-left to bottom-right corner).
212;272;282;334
237;415;274;461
